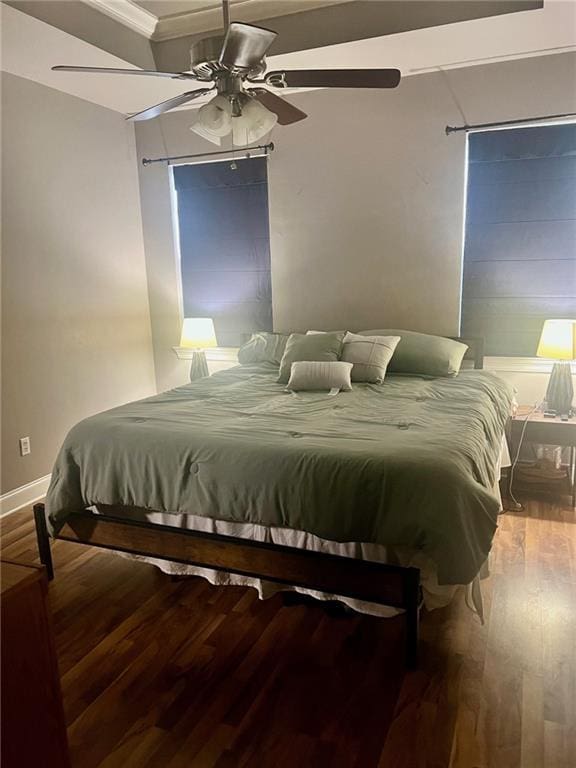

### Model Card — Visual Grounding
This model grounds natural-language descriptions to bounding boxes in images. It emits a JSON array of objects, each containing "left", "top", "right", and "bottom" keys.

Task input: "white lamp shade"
[
  {"left": 536, "top": 319, "right": 576, "bottom": 360},
  {"left": 232, "top": 97, "right": 277, "bottom": 146},
  {"left": 190, "top": 95, "right": 232, "bottom": 145},
  {"left": 180, "top": 317, "right": 217, "bottom": 349},
  {"left": 190, "top": 123, "right": 222, "bottom": 146}
]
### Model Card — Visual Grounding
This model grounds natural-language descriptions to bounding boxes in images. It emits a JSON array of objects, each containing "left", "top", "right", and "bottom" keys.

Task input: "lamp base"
[
  {"left": 189, "top": 349, "right": 209, "bottom": 381},
  {"left": 545, "top": 361, "right": 574, "bottom": 415}
]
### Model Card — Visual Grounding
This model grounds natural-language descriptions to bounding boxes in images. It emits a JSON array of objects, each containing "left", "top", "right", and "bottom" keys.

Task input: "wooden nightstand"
[{"left": 508, "top": 407, "right": 576, "bottom": 507}]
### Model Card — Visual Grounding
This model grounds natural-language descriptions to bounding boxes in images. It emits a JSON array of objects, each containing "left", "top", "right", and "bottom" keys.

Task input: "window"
[
  {"left": 461, "top": 123, "right": 576, "bottom": 356},
  {"left": 173, "top": 157, "right": 272, "bottom": 347}
]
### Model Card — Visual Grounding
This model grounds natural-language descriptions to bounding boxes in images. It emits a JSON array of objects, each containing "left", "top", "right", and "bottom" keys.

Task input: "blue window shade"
[
  {"left": 461, "top": 124, "right": 576, "bottom": 356},
  {"left": 173, "top": 157, "right": 272, "bottom": 347}
]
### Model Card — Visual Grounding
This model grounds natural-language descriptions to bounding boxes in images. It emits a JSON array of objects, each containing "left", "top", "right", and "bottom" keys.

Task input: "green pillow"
[
  {"left": 278, "top": 332, "right": 345, "bottom": 383},
  {"left": 238, "top": 332, "right": 289, "bottom": 365},
  {"left": 359, "top": 329, "right": 468, "bottom": 377}
]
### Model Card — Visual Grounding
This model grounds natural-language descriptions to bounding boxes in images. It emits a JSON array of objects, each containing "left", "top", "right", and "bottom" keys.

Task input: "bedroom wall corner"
[{"left": 134, "top": 120, "right": 191, "bottom": 393}]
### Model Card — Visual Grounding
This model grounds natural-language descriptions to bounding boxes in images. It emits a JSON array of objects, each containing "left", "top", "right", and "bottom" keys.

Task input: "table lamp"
[
  {"left": 536, "top": 319, "right": 576, "bottom": 415},
  {"left": 175, "top": 317, "right": 217, "bottom": 381}
]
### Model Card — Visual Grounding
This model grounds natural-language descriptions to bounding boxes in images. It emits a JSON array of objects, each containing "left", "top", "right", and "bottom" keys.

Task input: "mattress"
[{"left": 47, "top": 363, "right": 515, "bottom": 588}]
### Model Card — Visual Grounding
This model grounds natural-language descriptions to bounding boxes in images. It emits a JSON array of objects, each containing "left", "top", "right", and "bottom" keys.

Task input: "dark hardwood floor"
[{"left": 1, "top": 498, "right": 574, "bottom": 768}]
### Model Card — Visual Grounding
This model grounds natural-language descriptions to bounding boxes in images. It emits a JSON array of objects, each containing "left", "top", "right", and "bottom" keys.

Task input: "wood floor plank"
[
  {"left": 521, "top": 670, "right": 545, "bottom": 768},
  {"left": 1, "top": 498, "right": 575, "bottom": 768}
]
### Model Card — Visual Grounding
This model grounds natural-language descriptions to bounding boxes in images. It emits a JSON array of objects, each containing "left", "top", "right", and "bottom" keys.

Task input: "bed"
[{"left": 34, "top": 336, "right": 514, "bottom": 666}]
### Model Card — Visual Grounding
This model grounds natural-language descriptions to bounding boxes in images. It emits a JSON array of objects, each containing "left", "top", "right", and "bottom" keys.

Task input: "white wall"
[
  {"left": 1, "top": 72, "right": 156, "bottom": 493},
  {"left": 267, "top": 79, "right": 466, "bottom": 335},
  {"left": 135, "top": 51, "right": 576, "bottom": 398}
]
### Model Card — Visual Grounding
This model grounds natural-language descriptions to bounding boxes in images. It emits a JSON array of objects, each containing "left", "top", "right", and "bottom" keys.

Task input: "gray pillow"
[
  {"left": 238, "top": 332, "right": 289, "bottom": 365},
  {"left": 341, "top": 332, "right": 401, "bottom": 383},
  {"left": 286, "top": 361, "right": 353, "bottom": 392},
  {"left": 278, "top": 331, "right": 345, "bottom": 383},
  {"left": 359, "top": 329, "right": 468, "bottom": 377}
]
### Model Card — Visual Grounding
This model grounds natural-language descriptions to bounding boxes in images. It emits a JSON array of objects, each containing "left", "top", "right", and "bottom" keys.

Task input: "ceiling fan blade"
[
  {"left": 219, "top": 22, "right": 277, "bottom": 71},
  {"left": 248, "top": 88, "right": 307, "bottom": 126},
  {"left": 265, "top": 69, "right": 401, "bottom": 89},
  {"left": 52, "top": 65, "right": 196, "bottom": 80},
  {"left": 126, "top": 88, "right": 214, "bottom": 122}
]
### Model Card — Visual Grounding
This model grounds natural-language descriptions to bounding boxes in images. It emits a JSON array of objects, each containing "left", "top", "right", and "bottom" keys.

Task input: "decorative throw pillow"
[
  {"left": 286, "top": 361, "right": 353, "bottom": 392},
  {"left": 238, "top": 332, "right": 289, "bottom": 365},
  {"left": 359, "top": 329, "right": 468, "bottom": 377},
  {"left": 341, "top": 332, "right": 401, "bottom": 383},
  {"left": 278, "top": 331, "right": 345, "bottom": 384},
  {"left": 306, "top": 330, "right": 401, "bottom": 382}
]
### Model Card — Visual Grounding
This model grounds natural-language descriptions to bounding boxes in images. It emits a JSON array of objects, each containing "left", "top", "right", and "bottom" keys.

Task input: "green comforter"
[{"left": 46, "top": 364, "right": 514, "bottom": 584}]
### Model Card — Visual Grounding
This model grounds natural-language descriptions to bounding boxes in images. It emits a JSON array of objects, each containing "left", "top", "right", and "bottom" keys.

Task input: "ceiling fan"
[{"left": 52, "top": 0, "right": 401, "bottom": 147}]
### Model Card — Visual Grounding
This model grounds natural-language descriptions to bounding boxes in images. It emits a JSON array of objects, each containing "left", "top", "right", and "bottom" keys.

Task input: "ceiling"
[{"left": 1, "top": 0, "right": 575, "bottom": 117}]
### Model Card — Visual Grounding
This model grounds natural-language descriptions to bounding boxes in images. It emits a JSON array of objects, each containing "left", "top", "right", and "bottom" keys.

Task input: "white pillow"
[
  {"left": 286, "top": 361, "right": 353, "bottom": 392},
  {"left": 341, "top": 332, "right": 401, "bottom": 383}
]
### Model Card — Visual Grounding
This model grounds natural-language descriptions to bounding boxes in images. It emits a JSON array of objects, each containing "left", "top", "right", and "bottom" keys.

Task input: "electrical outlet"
[{"left": 19, "top": 436, "right": 31, "bottom": 456}]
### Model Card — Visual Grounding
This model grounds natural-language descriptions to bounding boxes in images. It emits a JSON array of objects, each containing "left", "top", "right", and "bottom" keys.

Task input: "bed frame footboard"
[
  {"left": 33, "top": 503, "right": 421, "bottom": 667},
  {"left": 34, "top": 503, "right": 54, "bottom": 581}
]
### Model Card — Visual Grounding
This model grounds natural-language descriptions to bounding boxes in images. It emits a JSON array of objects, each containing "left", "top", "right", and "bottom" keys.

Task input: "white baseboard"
[{"left": 0, "top": 474, "right": 51, "bottom": 518}]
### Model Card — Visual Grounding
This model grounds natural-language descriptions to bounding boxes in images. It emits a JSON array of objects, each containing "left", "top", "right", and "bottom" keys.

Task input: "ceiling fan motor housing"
[{"left": 190, "top": 36, "right": 265, "bottom": 81}]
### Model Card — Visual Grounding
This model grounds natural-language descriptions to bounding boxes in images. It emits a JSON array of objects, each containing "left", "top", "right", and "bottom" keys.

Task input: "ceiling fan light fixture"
[
  {"left": 190, "top": 94, "right": 232, "bottom": 144},
  {"left": 231, "top": 96, "right": 277, "bottom": 146},
  {"left": 190, "top": 124, "right": 222, "bottom": 146}
]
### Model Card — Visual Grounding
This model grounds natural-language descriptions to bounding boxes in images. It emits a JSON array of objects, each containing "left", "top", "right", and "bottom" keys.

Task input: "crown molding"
[
  {"left": 409, "top": 44, "right": 576, "bottom": 75},
  {"left": 82, "top": 0, "right": 157, "bottom": 39},
  {"left": 152, "top": 0, "right": 348, "bottom": 42},
  {"left": 81, "top": 0, "right": 347, "bottom": 42}
]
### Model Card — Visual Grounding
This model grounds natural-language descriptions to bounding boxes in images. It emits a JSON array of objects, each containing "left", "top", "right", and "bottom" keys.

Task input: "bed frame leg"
[
  {"left": 33, "top": 503, "right": 54, "bottom": 581},
  {"left": 404, "top": 568, "right": 420, "bottom": 668}
]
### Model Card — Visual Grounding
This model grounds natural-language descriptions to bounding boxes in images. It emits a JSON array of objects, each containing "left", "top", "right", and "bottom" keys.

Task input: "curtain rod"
[
  {"left": 446, "top": 112, "right": 576, "bottom": 135},
  {"left": 142, "top": 142, "right": 274, "bottom": 166}
]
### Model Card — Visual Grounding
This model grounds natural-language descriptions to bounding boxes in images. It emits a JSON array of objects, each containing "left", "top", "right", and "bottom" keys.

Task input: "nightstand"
[{"left": 508, "top": 408, "right": 576, "bottom": 507}]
